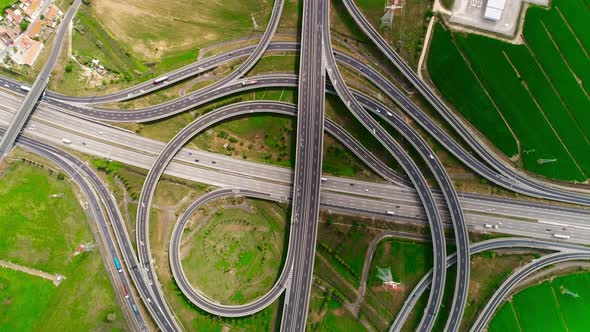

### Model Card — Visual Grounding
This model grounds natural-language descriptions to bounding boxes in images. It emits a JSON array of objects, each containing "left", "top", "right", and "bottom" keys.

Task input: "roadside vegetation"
[
  {"left": 50, "top": 0, "right": 273, "bottom": 94},
  {"left": 489, "top": 271, "right": 590, "bottom": 332},
  {"left": 338, "top": 0, "right": 434, "bottom": 69},
  {"left": 427, "top": 0, "right": 590, "bottom": 182},
  {"left": 0, "top": 151, "right": 126, "bottom": 331},
  {"left": 181, "top": 199, "right": 287, "bottom": 305}
]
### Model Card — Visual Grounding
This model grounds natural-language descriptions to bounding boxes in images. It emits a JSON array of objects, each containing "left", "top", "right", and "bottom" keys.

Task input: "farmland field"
[
  {"left": 488, "top": 272, "right": 590, "bottom": 331},
  {"left": 427, "top": 0, "right": 590, "bottom": 181}
]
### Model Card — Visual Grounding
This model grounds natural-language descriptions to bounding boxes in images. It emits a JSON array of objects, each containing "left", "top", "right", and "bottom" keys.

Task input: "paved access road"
[{"left": 0, "top": 0, "right": 82, "bottom": 161}]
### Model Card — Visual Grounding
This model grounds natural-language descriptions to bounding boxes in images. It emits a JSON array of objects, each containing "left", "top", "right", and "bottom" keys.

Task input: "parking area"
[{"left": 449, "top": 0, "right": 548, "bottom": 37}]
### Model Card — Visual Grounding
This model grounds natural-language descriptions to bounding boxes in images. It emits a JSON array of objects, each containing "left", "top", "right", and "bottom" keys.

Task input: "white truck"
[
  {"left": 61, "top": 138, "right": 72, "bottom": 144},
  {"left": 553, "top": 233, "right": 571, "bottom": 239}
]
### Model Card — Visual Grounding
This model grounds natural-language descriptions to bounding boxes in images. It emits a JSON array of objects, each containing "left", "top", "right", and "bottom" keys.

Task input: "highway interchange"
[{"left": 1, "top": 0, "right": 590, "bottom": 331}]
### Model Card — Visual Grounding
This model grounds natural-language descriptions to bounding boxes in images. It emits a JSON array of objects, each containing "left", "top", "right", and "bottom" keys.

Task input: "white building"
[{"left": 484, "top": 0, "right": 506, "bottom": 21}]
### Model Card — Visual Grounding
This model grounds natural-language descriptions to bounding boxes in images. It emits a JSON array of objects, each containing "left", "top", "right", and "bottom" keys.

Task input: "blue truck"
[{"left": 113, "top": 257, "right": 123, "bottom": 272}]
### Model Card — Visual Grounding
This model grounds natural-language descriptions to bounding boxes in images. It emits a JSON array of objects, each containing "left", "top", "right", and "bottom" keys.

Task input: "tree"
[
  {"left": 65, "top": 64, "right": 73, "bottom": 73},
  {"left": 20, "top": 21, "right": 29, "bottom": 31}
]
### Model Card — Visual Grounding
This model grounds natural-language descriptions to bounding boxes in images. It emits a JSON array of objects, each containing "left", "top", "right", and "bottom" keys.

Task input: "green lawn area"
[
  {"left": 364, "top": 237, "right": 433, "bottom": 327},
  {"left": 307, "top": 286, "right": 367, "bottom": 331},
  {"left": 52, "top": 0, "right": 274, "bottom": 94},
  {"left": 0, "top": 0, "right": 17, "bottom": 11},
  {"left": 181, "top": 200, "right": 287, "bottom": 304},
  {"left": 427, "top": 0, "right": 590, "bottom": 182},
  {"left": 489, "top": 271, "right": 590, "bottom": 331},
  {"left": 0, "top": 159, "right": 126, "bottom": 331},
  {"left": 352, "top": 0, "right": 433, "bottom": 68},
  {"left": 488, "top": 301, "right": 520, "bottom": 332},
  {"left": 512, "top": 282, "right": 568, "bottom": 331},
  {"left": 0, "top": 269, "right": 55, "bottom": 331}
]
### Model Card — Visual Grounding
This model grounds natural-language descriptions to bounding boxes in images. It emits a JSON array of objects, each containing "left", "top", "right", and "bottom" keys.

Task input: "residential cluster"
[{"left": 0, "top": 0, "right": 62, "bottom": 66}]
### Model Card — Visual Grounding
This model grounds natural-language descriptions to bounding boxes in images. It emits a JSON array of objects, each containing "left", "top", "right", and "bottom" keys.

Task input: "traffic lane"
[
  {"left": 16, "top": 139, "right": 148, "bottom": 331},
  {"left": 390, "top": 238, "right": 590, "bottom": 332},
  {"left": 322, "top": 9, "right": 448, "bottom": 330},
  {"left": 0, "top": 92, "right": 587, "bottom": 229}
]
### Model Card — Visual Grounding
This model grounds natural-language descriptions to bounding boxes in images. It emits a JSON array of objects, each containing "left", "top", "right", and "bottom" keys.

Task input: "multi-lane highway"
[
  {"left": 136, "top": 102, "right": 301, "bottom": 319},
  {"left": 1, "top": 4, "right": 589, "bottom": 330},
  {"left": 321, "top": 5, "right": 453, "bottom": 330},
  {"left": 390, "top": 238, "right": 590, "bottom": 331},
  {"left": 0, "top": 0, "right": 82, "bottom": 160},
  {"left": 280, "top": 0, "right": 326, "bottom": 330},
  {"left": 341, "top": 0, "right": 590, "bottom": 208},
  {"left": 8, "top": 130, "right": 148, "bottom": 331},
  {"left": 0, "top": 91, "right": 588, "bottom": 245}
]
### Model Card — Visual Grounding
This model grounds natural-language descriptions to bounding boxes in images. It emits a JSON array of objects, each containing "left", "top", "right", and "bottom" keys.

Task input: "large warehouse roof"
[{"left": 484, "top": 0, "right": 506, "bottom": 21}]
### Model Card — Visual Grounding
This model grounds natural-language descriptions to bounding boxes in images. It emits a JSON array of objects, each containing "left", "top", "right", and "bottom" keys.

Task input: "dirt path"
[{"left": 0, "top": 260, "right": 64, "bottom": 286}]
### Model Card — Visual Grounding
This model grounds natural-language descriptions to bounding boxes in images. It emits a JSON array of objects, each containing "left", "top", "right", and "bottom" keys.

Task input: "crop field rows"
[
  {"left": 489, "top": 272, "right": 590, "bottom": 332},
  {"left": 427, "top": 0, "right": 590, "bottom": 181}
]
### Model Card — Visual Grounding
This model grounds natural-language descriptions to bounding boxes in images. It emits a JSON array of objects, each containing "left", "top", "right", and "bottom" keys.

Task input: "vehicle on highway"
[
  {"left": 121, "top": 284, "right": 129, "bottom": 298},
  {"left": 153, "top": 76, "right": 168, "bottom": 85},
  {"left": 20, "top": 85, "right": 31, "bottom": 92},
  {"left": 113, "top": 257, "right": 123, "bottom": 272},
  {"left": 386, "top": 210, "right": 395, "bottom": 215},
  {"left": 132, "top": 304, "right": 138, "bottom": 313},
  {"left": 241, "top": 80, "right": 257, "bottom": 86},
  {"left": 61, "top": 138, "right": 72, "bottom": 144},
  {"left": 321, "top": 177, "right": 328, "bottom": 182},
  {"left": 553, "top": 233, "right": 571, "bottom": 239}
]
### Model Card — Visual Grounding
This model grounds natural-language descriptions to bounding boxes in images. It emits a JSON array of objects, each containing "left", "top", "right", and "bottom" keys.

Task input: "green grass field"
[
  {"left": 365, "top": 238, "right": 433, "bottom": 326},
  {"left": 488, "top": 301, "right": 520, "bottom": 332},
  {"left": 0, "top": 269, "right": 55, "bottom": 331},
  {"left": 0, "top": 0, "right": 17, "bottom": 11},
  {"left": 0, "top": 160, "right": 126, "bottom": 331},
  {"left": 181, "top": 200, "right": 287, "bottom": 304},
  {"left": 307, "top": 286, "right": 367, "bottom": 331},
  {"left": 427, "top": 0, "right": 590, "bottom": 182},
  {"left": 353, "top": 0, "right": 433, "bottom": 68},
  {"left": 513, "top": 282, "right": 568, "bottom": 331},
  {"left": 489, "top": 271, "right": 590, "bottom": 331}
]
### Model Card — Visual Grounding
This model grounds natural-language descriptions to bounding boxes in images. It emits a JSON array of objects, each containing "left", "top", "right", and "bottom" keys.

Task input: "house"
[
  {"left": 44, "top": 4, "right": 61, "bottom": 22},
  {"left": 6, "top": 9, "right": 23, "bottom": 25},
  {"left": 26, "top": 19, "right": 42, "bottom": 38},
  {"left": 10, "top": 35, "right": 43, "bottom": 66},
  {"left": 19, "top": 0, "right": 42, "bottom": 20}
]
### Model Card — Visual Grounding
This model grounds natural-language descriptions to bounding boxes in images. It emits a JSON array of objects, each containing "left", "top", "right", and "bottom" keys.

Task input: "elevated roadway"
[
  {"left": 0, "top": 0, "right": 82, "bottom": 160},
  {"left": 0, "top": 90, "right": 589, "bottom": 245},
  {"left": 390, "top": 238, "right": 590, "bottom": 331},
  {"left": 279, "top": 0, "right": 326, "bottom": 329},
  {"left": 321, "top": 3, "right": 449, "bottom": 330},
  {"left": 169, "top": 189, "right": 288, "bottom": 316},
  {"left": 470, "top": 251, "right": 590, "bottom": 332},
  {"left": 342, "top": 0, "right": 590, "bottom": 208},
  {"left": 135, "top": 102, "right": 301, "bottom": 318}
]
